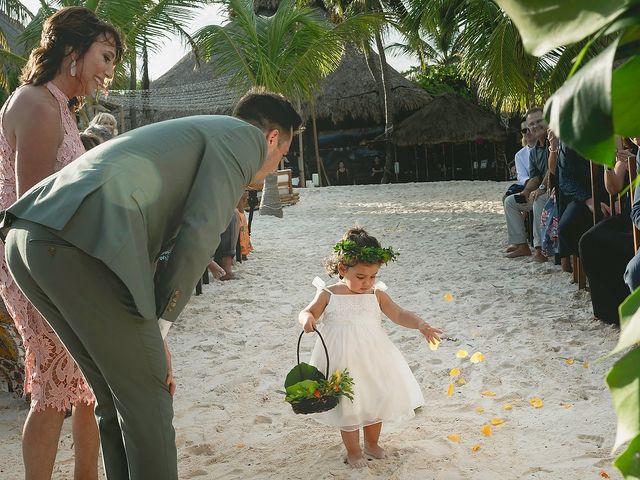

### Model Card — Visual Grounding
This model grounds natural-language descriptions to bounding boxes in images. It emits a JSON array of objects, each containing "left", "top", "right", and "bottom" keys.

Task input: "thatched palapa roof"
[
  {"left": 0, "top": 12, "right": 26, "bottom": 56},
  {"left": 106, "top": 52, "right": 239, "bottom": 123},
  {"left": 107, "top": 45, "right": 430, "bottom": 127},
  {"left": 314, "top": 46, "right": 431, "bottom": 124},
  {"left": 391, "top": 93, "right": 505, "bottom": 146}
]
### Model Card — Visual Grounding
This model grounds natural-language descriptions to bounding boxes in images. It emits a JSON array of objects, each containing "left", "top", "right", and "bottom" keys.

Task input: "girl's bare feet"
[
  {"left": 364, "top": 443, "right": 386, "bottom": 459},
  {"left": 345, "top": 453, "right": 368, "bottom": 468}
]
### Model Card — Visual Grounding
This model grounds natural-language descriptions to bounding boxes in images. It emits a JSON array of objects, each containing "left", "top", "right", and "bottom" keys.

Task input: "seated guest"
[
  {"left": 503, "top": 120, "right": 534, "bottom": 200},
  {"left": 623, "top": 140, "right": 640, "bottom": 292},
  {"left": 554, "top": 137, "right": 604, "bottom": 271},
  {"left": 503, "top": 107, "right": 550, "bottom": 261},
  {"left": 580, "top": 138, "right": 638, "bottom": 325}
]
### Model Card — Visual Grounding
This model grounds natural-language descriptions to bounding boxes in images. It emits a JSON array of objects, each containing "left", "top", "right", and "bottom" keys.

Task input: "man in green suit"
[{"left": 0, "top": 90, "right": 302, "bottom": 480}]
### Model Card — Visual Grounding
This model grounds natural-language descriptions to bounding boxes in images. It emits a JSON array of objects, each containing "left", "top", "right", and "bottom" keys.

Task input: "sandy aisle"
[{"left": 0, "top": 181, "right": 623, "bottom": 479}]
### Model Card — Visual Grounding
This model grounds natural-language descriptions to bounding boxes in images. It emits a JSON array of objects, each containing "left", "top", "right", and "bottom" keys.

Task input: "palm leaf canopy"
[
  {"left": 391, "top": 93, "right": 505, "bottom": 145},
  {"left": 194, "top": 0, "right": 383, "bottom": 101}
]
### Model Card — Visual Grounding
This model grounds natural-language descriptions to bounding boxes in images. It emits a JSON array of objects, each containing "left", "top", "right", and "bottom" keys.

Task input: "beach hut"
[
  {"left": 388, "top": 93, "right": 507, "bottom": 182},
  {"left": 107, "top": 45, "right": 431, "bottom": 185}
]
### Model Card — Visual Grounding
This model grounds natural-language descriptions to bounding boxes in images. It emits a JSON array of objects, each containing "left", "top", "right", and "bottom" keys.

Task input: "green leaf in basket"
[
  {"left": 284, "top": 362, "right": 325, "bottom": 388},
  {"left": 285, "top": 380, "right": 319, "bottom": 403}
]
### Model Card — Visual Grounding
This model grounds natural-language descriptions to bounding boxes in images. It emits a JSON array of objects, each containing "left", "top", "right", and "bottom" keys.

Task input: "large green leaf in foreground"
[
  {"left": 606, "top": 347, "right": 640, "bottom": 450},
  {"left": 614, "top": 433, "right": 640, "bottom": 479},
  {"left": 494, "top": 0, "right": 636, "bottom": 55},
  {"left": 544, "top": 38, "right": 618, "bottom": 167}
]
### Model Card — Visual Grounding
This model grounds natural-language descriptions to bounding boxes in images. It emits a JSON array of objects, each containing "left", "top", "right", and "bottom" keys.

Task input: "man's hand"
[
  {"left": 164, "top": 340, "right": 176, "bottom": 396},
  {"left": 529, "top": 189, "right": 543, "bottom": 202}
]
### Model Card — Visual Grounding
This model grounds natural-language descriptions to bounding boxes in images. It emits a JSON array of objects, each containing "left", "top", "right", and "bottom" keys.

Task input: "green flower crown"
[{"left": 333, "top": 239, "right": 399, "bottom": 264}]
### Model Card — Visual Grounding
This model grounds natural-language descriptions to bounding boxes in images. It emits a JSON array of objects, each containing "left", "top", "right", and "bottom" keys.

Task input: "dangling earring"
[{"left": 70, "top": 59, "right": 77, "bottom": 77}]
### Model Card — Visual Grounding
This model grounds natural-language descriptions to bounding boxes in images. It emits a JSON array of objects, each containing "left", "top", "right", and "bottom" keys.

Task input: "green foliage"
[
  {"left": 491, "top": 2, "right": 640, "bottom": 477},
  {"left": 194, "top": 0, "right": 383, "bottom": 101},
  {"left": 283, "top": 364, "right": 354, "bottom": 404},
  {"left": 334, "top": 239, "right": 399, "bottom": 264},
  {"left": 409, "top": 64, "right": 473, "bottom": 99}
]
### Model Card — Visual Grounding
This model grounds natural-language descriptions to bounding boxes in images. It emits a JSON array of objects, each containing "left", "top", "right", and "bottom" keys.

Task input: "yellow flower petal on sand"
[
  {"left": 443, "top": 292, "right": 454, "bottom": 302},
  {"left": 502, "top": 404, "right": 513, "bottom": 411},
  {"left": 470, "top": 352, "right": 486, "bottom": 364},
  {"left": 457, "top": 377, "right": 466, "bottom": 386},
  {"left": 474, "top": 406, "right": 485, "bottom": 414},
  {"left": 456, "top": 349, "right": 469, "bottom": 359},
  {"left": 428, "top": 339, "right": 440, "bottom": 351},
  {"left": 561, "top": 403, "right": 573, "bottom": 409},
  {"left": 481, "top": 424, "right": 492, "bottom": 437},
  {"left": 481, "top": 390, "right": 496, "bottom": 397},
  {"left": 565, "top": 358, "right": 575, "bottom": 365},
  {"left": 582, "top": 361, "right": 589, "bottom": 369},
  {"left": 447, "top": 383, "right": 454, "bottom": 397},
  {"left": 471, "top": 444, "right": 481, "bottom": 452},
  {"left": 490, "top": 417, "right": 505, "bottom": 426},
  {"left": 529, "top": 397, "right": 544, "bottom": 408},
  {"left": 449, "top": 368, "right": 461, "bottom": 377},
  {"left": 447, "top": 434, "right": 461, "bottom": 443}
]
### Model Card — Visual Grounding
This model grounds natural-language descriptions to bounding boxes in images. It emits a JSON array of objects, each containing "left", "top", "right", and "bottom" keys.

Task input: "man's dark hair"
[
  {"left": 524, "top": 106, "right": 543, "bottom": 118},
  {"left": 233, "top": 88, "right": 303, "bottom": 140}
]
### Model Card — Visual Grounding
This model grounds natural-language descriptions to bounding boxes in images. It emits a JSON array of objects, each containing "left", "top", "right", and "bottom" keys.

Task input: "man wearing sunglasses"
[{"left": 503, "top": 107, "right": 552, "bottom": 261}]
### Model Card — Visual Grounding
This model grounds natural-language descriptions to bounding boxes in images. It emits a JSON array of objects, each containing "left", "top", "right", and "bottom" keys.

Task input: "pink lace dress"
[{"left": 0, "top": 82, "right": 94, "bottom": 411}]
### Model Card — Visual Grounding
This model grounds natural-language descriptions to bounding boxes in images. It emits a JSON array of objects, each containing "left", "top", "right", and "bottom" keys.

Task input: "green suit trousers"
[{"left": 5, "top": 219, "right": 177, "bottom": 480}]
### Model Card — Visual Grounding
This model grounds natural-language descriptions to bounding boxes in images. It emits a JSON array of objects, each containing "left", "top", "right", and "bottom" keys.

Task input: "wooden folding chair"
[{"left": 628, "top": 155, "right": 640, "bottom": 254}]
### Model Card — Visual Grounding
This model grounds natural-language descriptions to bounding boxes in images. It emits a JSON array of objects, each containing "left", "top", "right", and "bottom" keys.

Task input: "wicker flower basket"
[{"left": 285, "top": 329, "right": 341, "bottom": 415}]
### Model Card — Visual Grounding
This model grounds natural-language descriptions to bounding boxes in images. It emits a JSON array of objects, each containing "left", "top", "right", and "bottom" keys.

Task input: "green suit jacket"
[{"left": 0, "top": 115, "right": 266, "bottom": 322}]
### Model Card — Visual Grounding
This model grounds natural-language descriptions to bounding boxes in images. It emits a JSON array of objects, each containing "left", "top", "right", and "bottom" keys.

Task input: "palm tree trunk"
[
  {"left": 129, "top": 45, "right": 138, "bottom": 130},
  {"left": 296, "top": 99, "right": 306, "bottom": 186},
  {"left": 374, "top": 30, "right": 395, "bottom": 184}
]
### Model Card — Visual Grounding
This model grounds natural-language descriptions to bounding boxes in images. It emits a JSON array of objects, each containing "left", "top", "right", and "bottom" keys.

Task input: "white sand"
[{"left": 0, "top": 181, "right": 623, "bottom": 479}]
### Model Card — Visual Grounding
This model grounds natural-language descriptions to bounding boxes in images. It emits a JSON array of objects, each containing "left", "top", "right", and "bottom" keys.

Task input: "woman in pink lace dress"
[{"left": 0, "top": 7, "right": 123, "bottom": 479}]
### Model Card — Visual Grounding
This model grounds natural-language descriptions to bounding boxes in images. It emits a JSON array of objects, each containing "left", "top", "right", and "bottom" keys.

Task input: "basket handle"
[{"left": 297, "top": 328, "right": 330, "bottom": 380}]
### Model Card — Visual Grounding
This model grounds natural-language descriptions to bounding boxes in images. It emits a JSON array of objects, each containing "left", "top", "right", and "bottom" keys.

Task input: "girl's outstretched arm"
[
  {"left": 377, "top": 291, "right": 442, "bottom": 344},
  {"left": 298, "top": 290, "right": 330, "bottom": 333}
]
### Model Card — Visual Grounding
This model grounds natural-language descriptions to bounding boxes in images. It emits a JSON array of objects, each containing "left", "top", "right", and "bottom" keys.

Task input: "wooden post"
[
  {"left": 441, "top": 143, "right": 446, "bottom": 180},
  {"left": 469, "top": 142, "right": 473, "bottom": 180},
  {"left": 119, "top": 106, "right": 125, "bottom": 134},
  {"left": 451, "top": 143, "right": 455, "bottom": 180},
  {"left": 590, "top": 161, "right": 602, "bottom": 225},
  {"left": 414, "top": 146, "right": 418, "bottom": 181},
  {"left": 424, "top": 145, "right": 429, "bottom": 181},
  {"left": 296, "top": 99, "right": 306, "bottom": 187},
  {"left": 310, "top": 103, "right": 331, "bottom": 186}
]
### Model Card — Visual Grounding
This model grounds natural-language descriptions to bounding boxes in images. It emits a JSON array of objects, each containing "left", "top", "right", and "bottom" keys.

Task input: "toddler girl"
[{"left": 299, "top": 227, "right": 442, "bottom": 468}]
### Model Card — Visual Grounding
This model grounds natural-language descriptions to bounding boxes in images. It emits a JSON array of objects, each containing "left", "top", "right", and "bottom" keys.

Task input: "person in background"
[
  {"left": 335, "top": 161, "right": 351, "bottom": 186},
  {"left": 88, "top": 111, "right": 118, "bottom": 136},
  {"left": 502, "top": 107, "right": 550, "bottom": 261},
  {"left": 0, "top": 7, "right": 123, "bottom": 479},
  {"left": 503, "top": 120, "right": 534, "bottom": 200},
  {"left": 371, "top": 156, "right": 384, "bottom": 184},
  {"left": 580, "top": 138, "right": 638, "bottom": 325}
]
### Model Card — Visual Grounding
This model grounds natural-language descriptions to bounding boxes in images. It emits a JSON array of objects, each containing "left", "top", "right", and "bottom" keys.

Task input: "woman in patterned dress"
[{"left": 0, "top": 7, "right": 123, "bottom": 479}]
